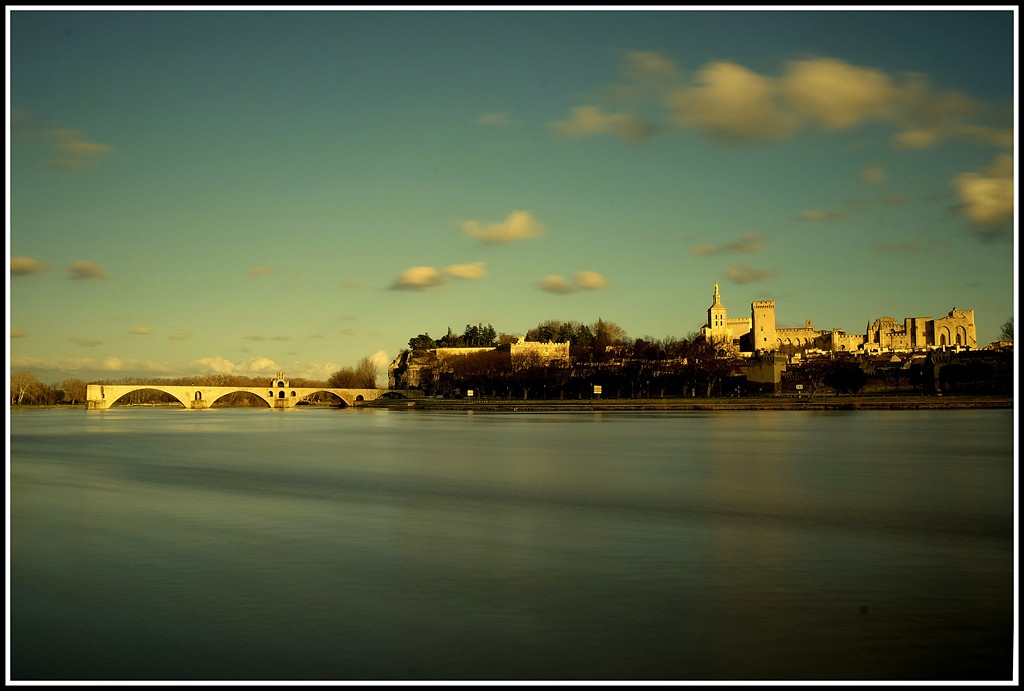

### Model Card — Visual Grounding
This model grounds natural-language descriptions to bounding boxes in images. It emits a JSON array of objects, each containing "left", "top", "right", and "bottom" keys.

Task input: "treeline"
[
  {"left": 409, "top": 319, "right": 633, "bottom": 361},
  {"left": 410, "top": 333, "right": 740, "bottom": 400},
  {"left": 10, "top": 371, "right": 89, "bottom": 406}
]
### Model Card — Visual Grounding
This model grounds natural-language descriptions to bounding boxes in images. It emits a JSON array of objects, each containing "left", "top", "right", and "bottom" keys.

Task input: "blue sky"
[{"left": 7, "top": 7, "right": 1018, "bottom": 385}]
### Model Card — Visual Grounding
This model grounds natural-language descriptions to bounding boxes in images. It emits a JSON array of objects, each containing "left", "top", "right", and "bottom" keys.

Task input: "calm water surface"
[{"left": 8, "top": 407, "right": 1016, "bottom": 681}]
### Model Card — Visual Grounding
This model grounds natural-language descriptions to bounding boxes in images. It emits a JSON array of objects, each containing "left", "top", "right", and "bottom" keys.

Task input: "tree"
[
  {"left": 999, "top": 317, "right": 1013, "bottom": 343},
  {"left": 11, "top": 370, "right": 43, "bottom": 405},
  {"left": 61, "top": 378, "right": 88, "bottom": 405},
  {"left": 408, "top": 333, "right": 436, "bottom": 351},
  {"left": 824, "top": 361, "right": 867, "bottom": 394},
  {"left": 461, "top": 323, "right": 497, "bottom": 347},
  {"left": 588, "top": 318, "right": 628, "bottom": 362},
  {"left": 327, "top": 356, "right": 378, "bottom": 388}
]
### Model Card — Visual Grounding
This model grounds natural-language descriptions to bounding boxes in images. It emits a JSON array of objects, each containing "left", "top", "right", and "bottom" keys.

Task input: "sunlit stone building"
[{"left": 702, "top": 283, "right": 977, "bottom": 355}]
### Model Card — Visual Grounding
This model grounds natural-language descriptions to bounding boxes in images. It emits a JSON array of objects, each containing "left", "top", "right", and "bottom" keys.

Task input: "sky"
[{"left": 6, "top": 7, "right": 1018, "bottom": 386}]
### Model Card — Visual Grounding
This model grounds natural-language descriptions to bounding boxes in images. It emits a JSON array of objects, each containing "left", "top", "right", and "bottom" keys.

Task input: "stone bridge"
[{"left": 86, "top": 382, "right": 420, "bottom": 410}]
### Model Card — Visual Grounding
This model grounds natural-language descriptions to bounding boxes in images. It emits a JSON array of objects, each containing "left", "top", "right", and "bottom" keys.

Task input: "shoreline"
[{"left": 368, "top": 394, "right": 1014, "bottom": 412}]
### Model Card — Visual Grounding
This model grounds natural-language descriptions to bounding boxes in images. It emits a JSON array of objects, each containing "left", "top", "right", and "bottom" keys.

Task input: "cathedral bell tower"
[{"left": 705, "top": 282, "right": 730, "bottom": 343}]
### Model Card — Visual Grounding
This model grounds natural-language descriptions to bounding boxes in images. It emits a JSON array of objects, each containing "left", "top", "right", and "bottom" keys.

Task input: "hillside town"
[{"left": 388, "top": 283, "right": 1014, "bottom": 399}]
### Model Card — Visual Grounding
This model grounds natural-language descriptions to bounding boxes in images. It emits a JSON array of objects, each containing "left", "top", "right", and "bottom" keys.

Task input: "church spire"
[{"left": 712, "top": 282, "right": 721, "bottom": 306}]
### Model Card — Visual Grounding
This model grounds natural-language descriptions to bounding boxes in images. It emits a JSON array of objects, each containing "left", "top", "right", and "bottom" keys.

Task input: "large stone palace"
[{"left": 700, "top": 282, "right": 978, "bottom": 355}]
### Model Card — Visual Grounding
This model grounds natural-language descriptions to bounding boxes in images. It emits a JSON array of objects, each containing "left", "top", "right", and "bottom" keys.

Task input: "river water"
[{"left": 8, "top": 407, "right": 1016, "bottom": 682}]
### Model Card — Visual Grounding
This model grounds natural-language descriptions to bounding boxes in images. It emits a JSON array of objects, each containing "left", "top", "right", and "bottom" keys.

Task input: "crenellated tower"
[{"left": 750, "top": 300, "right": 777, "bottom": 352}]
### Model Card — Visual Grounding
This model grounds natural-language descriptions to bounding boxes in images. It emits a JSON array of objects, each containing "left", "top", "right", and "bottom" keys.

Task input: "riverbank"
[{"left": 367, "top": 393, "right": 1014, "bottom": 412}]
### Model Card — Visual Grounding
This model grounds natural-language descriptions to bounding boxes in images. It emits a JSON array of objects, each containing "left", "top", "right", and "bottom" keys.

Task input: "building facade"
[
  {"left": 703, "top": 283, "right": 978, "bottom": 356},
  {"left": 700, "top": 282, "right": 752, "bottom": 348}
]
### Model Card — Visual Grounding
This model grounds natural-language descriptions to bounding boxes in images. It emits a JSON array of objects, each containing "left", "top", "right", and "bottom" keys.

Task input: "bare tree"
[
  {"left": 11, "top": 370, "right": 43, "bottom": 405},
  {"left": 328, "top": 356, "right": 378, "bottom": 388},
  {"left": 61, "top": 378, "right": 88, "bottom": 405}
]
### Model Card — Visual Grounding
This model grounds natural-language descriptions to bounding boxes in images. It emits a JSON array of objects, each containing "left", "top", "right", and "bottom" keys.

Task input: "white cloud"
[
  {"left": 538, "top": 271, "right": 609, "bottom": 294},
  {"left": 667, "top": 61, "right": 797, "bottom": 143},
  {"left": 11, "top": 257, "right": 53, "bottom": 275},
  {"left": 573, "top": 271, "right": 608, "bottom": 291},
  {"left": 554, "top": 52, "right": 1011, "bottom": 150},
  {"left": 443, "top": 261, "right": 487, "bottom": 280},
  {"left": 392, "top": 266, "right": 444, "bottom": 290},
  {"left": 392, "top": 262, "right": 487, "bottom": 290},
  {"left": 953, "top": 153, "right": 1014, "bottom": 239},
  {"left": 461, "top": 210, "right": 545, "bottom": 243},
  {"left": 782, "top": 58, "right": 898, "bottom": 131},
  {"left": 549, "top": 105, "right": 658, "bottom": 142},
  {"left": 538, "top": 275, "right": 574, "bottom": 294}
]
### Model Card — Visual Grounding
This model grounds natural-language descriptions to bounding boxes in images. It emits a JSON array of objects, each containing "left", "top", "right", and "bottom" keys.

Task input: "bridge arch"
[
  {"left": 108, "top": 386, "right": 190, "bottom": 408},
  {"left": 295, "top": 389, "right": 352, "bottom": 407},
  {"left": 208, "top": 390, "right": 272, "bottom": 408}
]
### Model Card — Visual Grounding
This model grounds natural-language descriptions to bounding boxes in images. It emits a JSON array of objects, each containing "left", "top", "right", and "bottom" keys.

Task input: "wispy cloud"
[
  {"left": 69, "top": 260, "right": 109, "bottom": 280},
  {"left": 169, "top": 332, "right": 193, "bottom": 341},
  {"left": 953, "top": 153, "right": 1014, "bottom": 240},
  {"left": 796, "top": 209, "right": 846, "bottom": 222},
  {"left": 475, "top": 112, "right": 515, "bottom": 126},
  {"left": 461, "top": 211, "right": 545, "bottom": 243},
  {"left": 860, "top": 165, "right": 886, "bottom": 185},
  {"left": 130, "top": 326, "right": 152, "bottom": 335},
  {"left": 11, "top": 257, "right": 53, "bottom": 275},
  {"left": 537, "top": 270, "right": 609, "bottom": 294},
  {"left": 70, "top": 337, "right": 104, "bottom": 347},
  {"left": 11, "top": 326, "right": 28, "bottom": 338},
  {"left": 549, "top": 105, "right": 661, "bottom": 143},
  {"left": 50, "top": 129, "right": 115, "bottom": 171},
  {"left": 871, "top": 239, "right": 948, "bottom": 254},
  {"left": 691, "top": 232, "right": 766, "bottom": 255},
  {"left": 247, "top": 265, "right": 272, "bottom": 277},
  {"left": 725, "top": 265, "right": 777, "bottom": 285}
]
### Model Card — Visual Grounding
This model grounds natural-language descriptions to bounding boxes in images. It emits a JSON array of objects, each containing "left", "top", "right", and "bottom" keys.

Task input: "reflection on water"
[{"left": 9, "top": 408, "right": 1015, "bottom": 681}]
